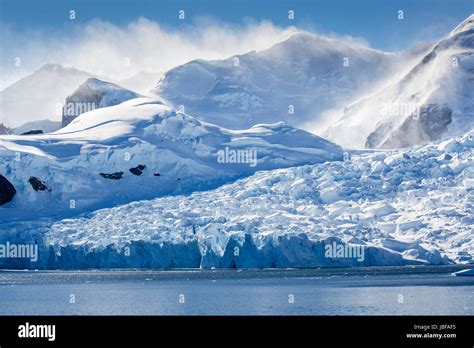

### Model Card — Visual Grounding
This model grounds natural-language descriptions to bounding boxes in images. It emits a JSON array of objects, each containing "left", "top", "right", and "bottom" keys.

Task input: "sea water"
[{"left": 0, "top": 267, "right": 472, "bottom": 315}]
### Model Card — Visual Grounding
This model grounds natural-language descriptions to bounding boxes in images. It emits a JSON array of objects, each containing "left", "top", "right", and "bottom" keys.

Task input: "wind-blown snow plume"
[
  {"left": 153, "top": 31, "right": 426, "bottom": 131},
  {"left": 0, "top": 17, "right": 297, "bottom": 89},
  {"left": 325, "top": 14, "right": 474, "bottom": 149}
]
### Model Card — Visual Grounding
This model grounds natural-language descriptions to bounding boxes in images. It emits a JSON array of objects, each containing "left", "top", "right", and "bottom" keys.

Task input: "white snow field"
[
  {"left": 31, "top": 129, "right": 472, "bottom": 269},
  {"left": 325, "top": 14, "right": 474, "bottom": 149},
  {"left": 0, "top": 96, "right": 342, "bottom": 219}
]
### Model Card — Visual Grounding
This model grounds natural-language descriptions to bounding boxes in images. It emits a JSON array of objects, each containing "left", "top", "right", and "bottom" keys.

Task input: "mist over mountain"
[
  {"left": 325, "top": 14, "right": 474, "bottom": 149},
  {"left": 0, "top": 64, "right": 96, "bottom": 128},
  {"left": 152, "top": 31, "right": 427, "bottom": 130}
]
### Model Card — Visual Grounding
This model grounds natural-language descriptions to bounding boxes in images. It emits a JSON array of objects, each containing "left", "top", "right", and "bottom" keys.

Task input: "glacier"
[
  {"left": 1, "top": 129, "right": 471, "bottom": 269},
  {"left": 0, "top": 96, "right": 342, "bottom": 221},
  {"left": 1, "top": 15, "right": 473, "bottom": 270}
]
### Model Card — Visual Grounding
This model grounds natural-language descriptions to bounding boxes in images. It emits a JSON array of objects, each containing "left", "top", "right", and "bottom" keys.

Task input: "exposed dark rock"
[
  {"left": 153, "top": 173, "right": 161, "bottom": 176},
  {"left": 0, "top": 123, "right": 13, "bottom": 135},
  {"left": 100, "top": 172, "right": 124, "bottom": 180},
  {"left": 28, "top": 176, "right": 49, "bottom": 191},
  {"left": 367, "top": 103, "right": 452, "bottom": 149},
  {"left": 0, "top": 175, "right": 16, "bottom": 205},
  {"left": 129, "top": 165, "right": 146, "bottom": 176},
  {"left": 20, "top": 129, "right": 43, "bottom": 135},
  {"left": 62, "top": 78, "right": 141, "bottom": 127}
]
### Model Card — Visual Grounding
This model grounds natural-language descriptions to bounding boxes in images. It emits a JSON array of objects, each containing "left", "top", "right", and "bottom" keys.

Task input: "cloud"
[{"left": 1, "top": 17, "right": 298, "bottom": 88}]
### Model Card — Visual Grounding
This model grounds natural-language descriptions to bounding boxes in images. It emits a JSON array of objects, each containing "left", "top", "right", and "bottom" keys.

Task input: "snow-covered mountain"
[
  {"left": 325, "top": 14, "right": 474, "bottom": 149},
  {"left": 0, "top": 64, "right": 96, "bottom": 128},
  {"left": 0, "top": 97, "right": 342, "bottom": 219},
  {"left": 13, "top": 120, "right": 62, "bottom": 135},
  {"left": 1, "top": 16, "right": 472, "bottom": 270},
  {"left": 0, "top": 123, "right": 13, "bottom": 135},
  {"left": 62, "top": 78, "right": 143, "bottom": 127},
  {"left": 152, "top": 32, "right": 421, "bottom": 130},
  {"left": 3, "top": 129, "right": 472, "bottom": 269}
]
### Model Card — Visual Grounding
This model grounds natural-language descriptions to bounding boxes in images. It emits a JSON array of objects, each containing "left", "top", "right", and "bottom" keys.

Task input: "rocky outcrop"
[
  {"left": 367, "top": 104, "right": 453, "bottom": 149},
  {"left": 28, "top": 177, "right": 50, "bottom": 191},
  {"left": 62, "top": 78, "right": 141, "bottom": 127},
  {"left": 0, "top": 123, "right": 13, "bottom": 135},
  {"left": 20, "top": 129, "right": 43, "bottom": 135},
  {"left": 129, "top": 165, "right": 146, "bottom": 176},
  {"left": 0, "top": 175, "right": 16, "bottom": 205},
  {"left": 100, "top": 172, "right": 124, "bottom": 180}
]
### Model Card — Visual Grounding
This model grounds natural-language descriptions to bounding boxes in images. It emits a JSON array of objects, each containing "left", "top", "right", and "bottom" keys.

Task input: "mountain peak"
[
  {"left": 38, "top": 63, "right": 93, "bottom": 76},
  {"left": 39, "top": 63, "right": 70, "bottom": 72},
  {"left": 81, "top": 77, "right": 122, "bottom": 90},
  {"left": 62, "top": 78, "right": 142, "bottom": 127},
  {"left": 449, "top": 13, "right": 474, "bottom": 37},
  {"left": 71, "top": 78, "right": 141, "bottom": 96},
  {"left": 277, "top": 31, "right": 333, "bottom": 49},
  {"left": 285, "top": 31, "right": 317, "bottom": 42}
]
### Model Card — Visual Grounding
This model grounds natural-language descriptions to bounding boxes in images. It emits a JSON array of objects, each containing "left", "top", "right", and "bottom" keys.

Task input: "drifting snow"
[
  {"left": 326, "top": 14, "right": 474, "bottom": 149},
  {"left": 0, "top": 64, "right": 96, "bottom": 128},
  {"left": 153, "top": 32, "right": 422, "bottom": 130}
]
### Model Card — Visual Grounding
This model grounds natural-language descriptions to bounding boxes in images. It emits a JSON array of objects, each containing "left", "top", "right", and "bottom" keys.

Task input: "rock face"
[
  {"left": 100, "top": 172, "right": 124, "bottom": 180},
  {"left": 62, "top": 78, "right": 141, "bottom": 127},
  {"left": 0, "top": 175, "right": 17, "bottom": 205},
  {"left": 20, "top": 129, "right": 44, "bottom": 135},
  {"left": 129, "top": 165, "right": 146, "bottom": 176},
  {"left": 28, "top": 177, "right": 49, "bottom": 191},
  {"left": 325, "top": 14, "right": 474, "bottom": 149},
  {"left": 366, "top": 104, "right": 453, "bottom": 148},
  {"left": 0, "top": 123, "right": 13, "bottom": 135}
]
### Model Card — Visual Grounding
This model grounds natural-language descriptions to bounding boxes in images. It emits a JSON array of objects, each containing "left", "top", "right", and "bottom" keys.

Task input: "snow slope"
[
  {"left": 0, "top": 64, "right": 96, "bottom": 128},
  {"left": 325, "top": 14, "right": 474, "bottom": 149},
  {"left": 2, "top": 129, "right": 470, "bottom": 269},
  {"left": 0, "top": 97, "right": 342, "bottom": 220},
  {"left": 13, "top": 120, "right": 62, "bottom": 135},
  {"left": 65, "top": 78, "right": 142, "bottom": 110},
  {"left": 153, "top": 32, "right": 422, "bottom": 130}
]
